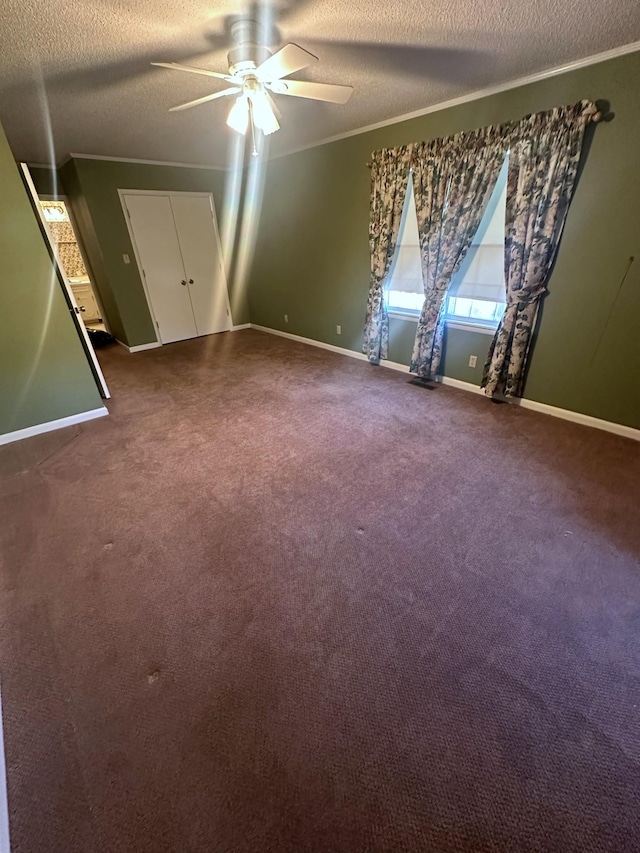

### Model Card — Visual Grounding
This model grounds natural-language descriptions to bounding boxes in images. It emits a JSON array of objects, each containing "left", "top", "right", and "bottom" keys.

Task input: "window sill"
[
  {"left": 444, "top": 319, "right": 497, "bottom": 336},
  {"left": 388, "top": 310, "right": 497, "bottom": 336},
  {"left": 388, "top": 310, "right": 419, "bottom": 322}
]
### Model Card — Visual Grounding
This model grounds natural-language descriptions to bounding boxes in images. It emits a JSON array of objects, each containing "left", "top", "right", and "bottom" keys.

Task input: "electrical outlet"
[
  {"left": 122, "top": 253, "right": 130, "bottom": 264},
  {"left": 336, "top": 325, "right": 342, "bottom": 335},
  {"left": 284, "top": 314, "right": 288, "bottom": 323},
  {"left": 468, "top": 355, "right": 477, "bottom": 368}
]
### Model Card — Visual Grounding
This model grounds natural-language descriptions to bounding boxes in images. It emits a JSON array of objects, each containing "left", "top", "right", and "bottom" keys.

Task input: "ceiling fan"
[{"left": 152, "top": 19, "right": 353, "bottom": 152}]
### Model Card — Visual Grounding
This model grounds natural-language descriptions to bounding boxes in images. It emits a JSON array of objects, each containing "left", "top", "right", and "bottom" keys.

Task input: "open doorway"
[
  {"left": 39, "top": 199, "right": 106, "bottom": 333},
  {"left": 20, "top": 164, "right": 110, "bottom": 399}
]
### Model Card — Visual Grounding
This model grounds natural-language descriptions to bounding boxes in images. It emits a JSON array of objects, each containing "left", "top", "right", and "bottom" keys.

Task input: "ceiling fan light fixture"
[
  {"left": 227, "top": 94, "right": 249, "bottom": 135},
  {"left": 249, "top": 89, "right": 280, "bottom": 136}
]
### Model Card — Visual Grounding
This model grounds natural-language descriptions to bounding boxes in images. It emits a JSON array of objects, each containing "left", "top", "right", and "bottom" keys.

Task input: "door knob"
[{"left": 181, "top": 280, "right": 187, "bottom": 286}]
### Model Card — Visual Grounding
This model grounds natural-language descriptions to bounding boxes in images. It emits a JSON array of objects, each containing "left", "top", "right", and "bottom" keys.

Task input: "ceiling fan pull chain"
[{"left": 249, "top": 101, "right": 258, "bottom": 157}]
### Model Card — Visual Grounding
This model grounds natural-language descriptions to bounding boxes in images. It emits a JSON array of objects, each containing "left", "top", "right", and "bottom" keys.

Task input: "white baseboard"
[
  {"left": 513, "top": 395, "right": 640, "bottom": 441},
  {"left": 250, "top": 324, "right": 640, "bottom": 442},
  {"left": 0, "top": 407, "right": 109, "bottom": 446},
  {"left": 116, "top": 339, "right": 162, "bottom": 353},
  {"left": 434, "top": 375, "right": 484, "bottom": 395},
  {"left": 0, "top": 684, "right": 10, "bottom": 853},
  {"left": 434, "top": 375, "right": 640, "bottom": 440},
  {"left": 250, "top": 324, "right": 373, "bottom": 362},
  {"left": 119, "top": 328, "right": 250, "bottom": 349}
]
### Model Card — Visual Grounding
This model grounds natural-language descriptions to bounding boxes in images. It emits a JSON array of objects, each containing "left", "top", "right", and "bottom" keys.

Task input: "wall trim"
[
  {"left": 25, "top": 162, "right": 57, "bottom": 170},
  {"left": 434, "top": 375, "right": 640, "bottom": 441},
  {"left": 41, "top": 42, "right": 640, "bottom": 171},
  {"left": 35, "top": 193, "right": 67, "bottom": 201},
  {"left": 0, "top": 407, "right": 109, "bottom": 447},
  {"left": 116, "top": 339, "right": 161, "bottom": 353},
  {"left": 273, "top": 40, "right": 640, "bottom": 160},
  {"left": 513, "top": 395, "right": 640, "bottom": 442},
  {"left": 0, "top": 684, "right": 10, "bottom": 853},
  {"left": 249, "top": 324, "right": 640, "bottom": 442},
  {"left": 117, "top": 328, "right": 250, "bottom": 349},
  {"left": 250, "top": 324, "right": 372, "bottom": 362},
  {"left": 434, "top": 375, "right": 484, "bottom": 395},
  {"left": 69, "top": 153, "right": 225, "bottom": 171}
]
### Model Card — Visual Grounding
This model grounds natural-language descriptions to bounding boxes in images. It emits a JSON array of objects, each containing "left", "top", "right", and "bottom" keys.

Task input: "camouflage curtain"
[
  {"left": 363, "top": 145, "right": 413, "bottom": 363},
  {"left": 409, "top": 127, "right": 508, "bottom": 379},
  {"left": 482, "top": 100, "right": 597, "bottom": 397}
]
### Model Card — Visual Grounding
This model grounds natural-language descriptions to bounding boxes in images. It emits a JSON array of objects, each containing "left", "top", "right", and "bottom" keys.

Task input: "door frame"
[
  {"left": 118, "top": 189, "right": 232, "bottom": 345},
  {"left": 20, "top": 164, "right": 110, "bottom": 399}
]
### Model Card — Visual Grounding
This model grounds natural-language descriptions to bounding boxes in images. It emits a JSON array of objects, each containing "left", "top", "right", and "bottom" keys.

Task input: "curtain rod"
[{"left": 365, "top": 109, "right": 606, "bottom": 168}]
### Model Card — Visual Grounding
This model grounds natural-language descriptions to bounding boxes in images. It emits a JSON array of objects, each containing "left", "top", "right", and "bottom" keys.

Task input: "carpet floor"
[{"left": 0, "top": 329, "right": 639, "bottom": 852}]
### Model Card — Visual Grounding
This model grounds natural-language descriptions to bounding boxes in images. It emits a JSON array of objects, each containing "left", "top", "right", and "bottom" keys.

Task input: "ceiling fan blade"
[
  {"left": 271, "top": 79, "right": 353, "bottom": 104},
  {"left": 169, "top": 88, "right": 241, "bottom": 112},
  {"left": 152, "top": 62, "right": 236, "bottom": 83},
  {"left": 255, "top": 43, "right": 318, "bottom": 82}
]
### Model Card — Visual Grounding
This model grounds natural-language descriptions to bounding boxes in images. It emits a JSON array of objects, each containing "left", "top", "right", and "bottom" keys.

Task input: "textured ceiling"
[{"left": 0, "top": 0, "right": 639, "bottom": 168}]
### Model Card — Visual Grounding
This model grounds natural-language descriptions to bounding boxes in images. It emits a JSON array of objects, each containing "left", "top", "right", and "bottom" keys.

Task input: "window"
[
  {"left": 385, "top": 177, "right": 424, "bottom": 314},
  {"left": 386, "top": 157, "right": 509, "bottom": 328}
]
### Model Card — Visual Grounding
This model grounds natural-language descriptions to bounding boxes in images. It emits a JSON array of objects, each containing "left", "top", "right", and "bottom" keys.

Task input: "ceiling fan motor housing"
[{"left": 228, "top": 19, "right": 272, "bottom": 75}]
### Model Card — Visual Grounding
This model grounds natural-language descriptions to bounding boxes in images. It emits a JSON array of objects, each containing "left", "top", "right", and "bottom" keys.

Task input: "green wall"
[
  {"left": 248, "top": 50, "right": 640, "bottom": 430},
  {"left": 62, "top": 158, "right": 246, "bottom": 347},
  {"left": 0, "top": 124, "right": 103, "bottom": 437}
]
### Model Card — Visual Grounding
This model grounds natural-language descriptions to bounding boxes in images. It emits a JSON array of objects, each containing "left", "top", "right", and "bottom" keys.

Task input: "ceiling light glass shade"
[
  {"left": 227, "top": 95, "right": 249, "bottom": 135},
  {"left": 249, "top": 90, "right": 280, "bottom": 136}
]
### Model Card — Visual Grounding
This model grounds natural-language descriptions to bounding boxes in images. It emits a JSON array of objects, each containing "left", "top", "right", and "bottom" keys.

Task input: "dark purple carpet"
[{"left": 0, "top": 329, "right": 639, "bottom": 852}]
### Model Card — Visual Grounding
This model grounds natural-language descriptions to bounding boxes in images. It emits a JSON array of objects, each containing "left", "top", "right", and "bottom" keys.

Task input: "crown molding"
[
  {"left": 68, "top": 153, "right": 225, "bottom": 171},
  {"left": 24, "top": 162, "right": 57, "bottom": 170},
  {"left": 272, "top": 39, "right": 640, "bottom": 161},
  {"left": 29, "top": 40, "right": 640, "bottom": 172}
]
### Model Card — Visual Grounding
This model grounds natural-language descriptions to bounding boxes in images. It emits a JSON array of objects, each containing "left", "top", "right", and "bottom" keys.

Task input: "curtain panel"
[
  {"left": 482, "top": 99, "right": 598, "bottom": 397},
  {"left": 410, "top": 127, "right": 508, "bottom": 379},
  {"left": 362, "top": 145, "right": 413, "bottom": 363},
  {"left": 362, "top": 98, "right": 597, "bottom": 397}
]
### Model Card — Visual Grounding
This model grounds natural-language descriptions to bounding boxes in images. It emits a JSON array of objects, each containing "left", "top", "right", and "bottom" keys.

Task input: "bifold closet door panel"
[
  {"left": 170, "top": 196, "right": 231, "bottom": 337},
  {"left": 124, "top": 194, "right": 197, "bottom": 344}
]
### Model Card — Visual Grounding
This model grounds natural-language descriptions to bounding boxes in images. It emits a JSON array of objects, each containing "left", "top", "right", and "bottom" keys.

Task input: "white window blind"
[
  {"left": 448, "top": 156, "right": 508, "bottom": 305},
  {"left": 386, "top": 177, "right": 423, "bottom": 312}
]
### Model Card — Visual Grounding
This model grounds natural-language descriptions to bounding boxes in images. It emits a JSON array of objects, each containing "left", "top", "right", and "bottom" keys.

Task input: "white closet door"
[
  {"left": 123, "top": 194, "right": 196, "bottom": 344},
  {"left": 170, "top": 196, "right": 231, "bottom": 337}
]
